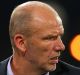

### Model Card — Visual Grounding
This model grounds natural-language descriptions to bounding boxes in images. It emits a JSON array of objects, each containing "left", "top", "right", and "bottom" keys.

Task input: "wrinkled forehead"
[
  {"left": 29, "top": 9, "right": 64, "bottom": 35},
  {"left": 32, "top": 11, "right": 63, "bottom": 28},
  {"left": 22, "top": 2, "right": 64, "bottom": 35},
  {"left": 30, "top": 15, "right": 64, "bottom": 37}
]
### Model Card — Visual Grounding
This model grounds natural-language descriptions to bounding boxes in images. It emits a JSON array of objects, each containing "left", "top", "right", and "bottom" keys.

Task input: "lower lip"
[{"left": 50, "top": 59, "right": 59, "bottom": 64}]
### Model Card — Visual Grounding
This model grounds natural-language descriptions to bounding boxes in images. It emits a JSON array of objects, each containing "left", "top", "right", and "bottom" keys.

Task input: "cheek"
[
  {"left": 28, "top": 43, "right": 49, "bottom": 62},
  {"left": 36, "top": 42, "right": 54, "bottom": 60},
  {"left": 27, "top": 39, "right": 54, "bottom": 61},
  {"left": 42, "top": 42, "right": 56, "bottom": 57}
]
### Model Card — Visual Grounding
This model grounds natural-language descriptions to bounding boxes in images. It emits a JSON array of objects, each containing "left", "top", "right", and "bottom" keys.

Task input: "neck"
[{"left": 11, "top": 55, "right": 45, "bottom": 75}]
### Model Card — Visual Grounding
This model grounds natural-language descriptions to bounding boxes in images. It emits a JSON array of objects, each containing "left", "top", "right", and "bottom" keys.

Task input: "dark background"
[{"left": 0, "top": 0, "right": 80, "bottom": 67}]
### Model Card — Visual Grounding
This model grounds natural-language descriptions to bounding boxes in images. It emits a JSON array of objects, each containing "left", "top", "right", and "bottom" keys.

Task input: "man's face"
[{"left": 24, "top": 10, "right": 65, "bottom": 72}]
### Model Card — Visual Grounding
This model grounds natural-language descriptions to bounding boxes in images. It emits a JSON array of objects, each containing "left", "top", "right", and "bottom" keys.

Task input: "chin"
[
  {"left": 48, "top": 64, "right": 56, "bottom": 71},
  {"left": 43, "top": 64, "right": 57, "bottom": 72}
]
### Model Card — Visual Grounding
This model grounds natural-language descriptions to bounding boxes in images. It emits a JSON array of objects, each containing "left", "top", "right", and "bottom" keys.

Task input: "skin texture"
[{"left": 9, "top": 1, "right": 65, "bottom": 75}]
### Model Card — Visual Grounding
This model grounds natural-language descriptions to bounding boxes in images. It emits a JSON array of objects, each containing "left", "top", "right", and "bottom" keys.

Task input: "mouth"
[{"left": 49, "top": 56, "right": 59, "bottom": 64}]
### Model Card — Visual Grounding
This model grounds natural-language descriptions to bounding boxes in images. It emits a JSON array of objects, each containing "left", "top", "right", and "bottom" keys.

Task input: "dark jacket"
[{"left": 0, "top": 58, "right": 80, "bottom": 75}]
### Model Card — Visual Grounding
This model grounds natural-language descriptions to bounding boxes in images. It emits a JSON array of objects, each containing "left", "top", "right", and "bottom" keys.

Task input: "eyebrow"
[{"left": 43, "top": 33, "right": 63, "bottom": 38}]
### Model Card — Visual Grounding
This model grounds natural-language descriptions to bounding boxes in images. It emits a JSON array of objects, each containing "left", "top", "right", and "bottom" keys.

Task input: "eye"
[{"left": 42, "top": 35, "right": 58, "bottom": 40}]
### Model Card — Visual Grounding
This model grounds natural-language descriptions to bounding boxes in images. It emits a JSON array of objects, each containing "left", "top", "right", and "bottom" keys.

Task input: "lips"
[{"left": 49, "top": 56, "right": 59, "bottom": 64}]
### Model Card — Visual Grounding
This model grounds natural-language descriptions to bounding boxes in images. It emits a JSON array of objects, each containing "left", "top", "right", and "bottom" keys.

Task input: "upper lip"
[{"left": 50, "top": 56, "right": 60, "bottom": 60}]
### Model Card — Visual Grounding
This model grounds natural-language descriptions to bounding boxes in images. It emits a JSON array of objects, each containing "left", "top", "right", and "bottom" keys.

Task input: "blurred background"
[{"left": 0, "top": 0, "right": 80, "bottom": 67}]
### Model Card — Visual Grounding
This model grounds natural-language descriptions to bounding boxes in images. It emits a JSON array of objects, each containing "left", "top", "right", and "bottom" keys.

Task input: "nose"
[{"left": 54, "top": 38, "right": 65, "bottom": 51}]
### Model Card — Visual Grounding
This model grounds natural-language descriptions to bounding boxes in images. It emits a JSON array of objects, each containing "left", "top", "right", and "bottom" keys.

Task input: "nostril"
[
  {"left": 54, "top": 46, "right": 62, "bottom": 51},
  {"left": 55, "top": 46, "right": 61, "bottom": 50},
  {"left": 53, "top": 39, "right": 65, "bottom": 51},
  {"left": 54, "top": 43, "right": 65, "bottom": 51}
]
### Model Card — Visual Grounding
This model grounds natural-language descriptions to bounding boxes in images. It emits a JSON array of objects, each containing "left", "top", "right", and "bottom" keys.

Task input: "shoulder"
[
  {"left": 50, "top": 60, "right": 80, "bottom": 75},
  {"left": 60, "top": 60, "right": 80, "bottom": 71},
  {"left": 0, "top": 57, "right": 10, "bottom": 75}
]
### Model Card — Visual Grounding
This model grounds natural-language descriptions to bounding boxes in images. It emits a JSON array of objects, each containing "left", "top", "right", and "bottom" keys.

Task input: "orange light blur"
[{"left": 70, "top": 34, "right": 80, "bottom": 61}]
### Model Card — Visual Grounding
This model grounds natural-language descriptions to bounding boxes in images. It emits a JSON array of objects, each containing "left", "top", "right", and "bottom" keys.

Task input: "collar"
[{"left": 7, "top": 56, "right": 13, "bottom": 75}]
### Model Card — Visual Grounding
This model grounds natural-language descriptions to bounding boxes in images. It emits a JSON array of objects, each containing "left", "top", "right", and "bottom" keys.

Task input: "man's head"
[{"left": 9, "top": 1, "right": 65, "bottom": 73}]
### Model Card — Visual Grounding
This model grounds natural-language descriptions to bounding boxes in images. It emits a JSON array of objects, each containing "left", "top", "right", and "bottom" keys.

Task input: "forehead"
[
  {"left": 36, "top": 24, "right": 64, "bottom": 36},
  {"left": 28, "top": 6, "right": 64, "bottom": 36},
  {"left": 30, "top": 16, "right": 64, "bottom": 37}
]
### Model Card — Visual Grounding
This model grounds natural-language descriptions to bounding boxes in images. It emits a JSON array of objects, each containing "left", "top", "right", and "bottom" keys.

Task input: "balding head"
[
  {"left": 8, "top": 1, "right": 65, "bottom": 73},
  {"left": 9, "top": 1, "right": 62, "bottom": 47}
]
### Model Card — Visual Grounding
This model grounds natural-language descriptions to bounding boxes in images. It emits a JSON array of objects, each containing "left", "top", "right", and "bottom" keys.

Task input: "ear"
[{"left": 13, "top": 34, "right": 26, "bottom": 53}]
